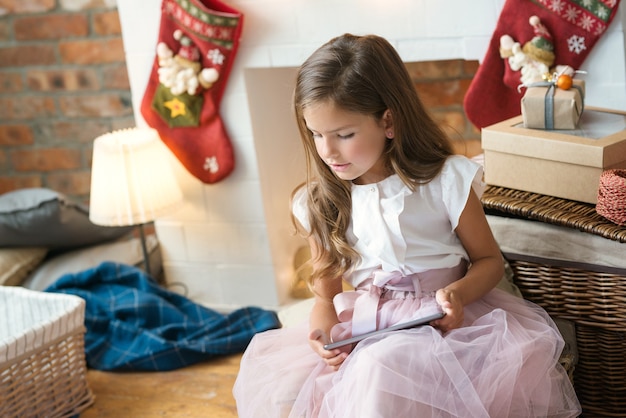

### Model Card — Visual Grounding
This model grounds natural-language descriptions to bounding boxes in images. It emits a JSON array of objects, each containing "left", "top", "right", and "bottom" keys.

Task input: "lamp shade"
[{"left": 89, "top": 128, "right": 183, "bottom": 226}]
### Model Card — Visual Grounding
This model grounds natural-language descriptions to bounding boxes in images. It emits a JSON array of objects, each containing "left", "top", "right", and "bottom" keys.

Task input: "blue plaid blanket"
[{"left": 45, "top": 261, "right": 280, "bottom": 371}]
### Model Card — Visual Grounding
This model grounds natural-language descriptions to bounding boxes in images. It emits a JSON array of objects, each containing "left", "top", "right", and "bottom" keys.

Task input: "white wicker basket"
[{"left": 0, "top": 286, "right": 94, "bottom": 417}]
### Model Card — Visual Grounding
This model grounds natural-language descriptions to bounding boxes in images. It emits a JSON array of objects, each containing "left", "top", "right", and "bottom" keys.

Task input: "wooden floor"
[{"left": 80, "top": 353, "right": 243, "bottom": 417}]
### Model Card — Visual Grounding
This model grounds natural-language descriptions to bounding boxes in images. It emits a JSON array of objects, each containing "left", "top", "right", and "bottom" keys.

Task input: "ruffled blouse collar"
[{"left": 349, "top": 174, "right": 412, "bottom": 282}]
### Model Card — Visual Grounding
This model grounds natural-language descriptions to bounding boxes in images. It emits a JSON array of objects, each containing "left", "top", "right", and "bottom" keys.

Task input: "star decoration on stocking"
[{"left": 164, "top": 98, "right": 187, "bottom": 118}]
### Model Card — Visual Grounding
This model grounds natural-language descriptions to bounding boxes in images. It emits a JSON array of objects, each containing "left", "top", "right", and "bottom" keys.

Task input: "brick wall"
[
  {"left": 0, "top": 0, "right": 479, "bottom": 204},
  {"left": 0, "top": 0, "right": 133, "bottom": 203},
  {"left": 406, "top": 60, "right": 481, "bottom": 157}
]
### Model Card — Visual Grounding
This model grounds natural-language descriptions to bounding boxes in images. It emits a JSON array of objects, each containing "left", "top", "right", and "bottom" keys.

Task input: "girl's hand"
[
  {"left": 434, "top": 288, "right": 464, "bottom": 333},
  {"left": 309, "top": 329, "right": 350, "bottom": 371}
]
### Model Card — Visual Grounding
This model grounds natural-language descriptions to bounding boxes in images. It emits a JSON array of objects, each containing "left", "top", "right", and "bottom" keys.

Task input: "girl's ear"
[{"left": 383, "top": 109, "right": 394, "bottom": 138}]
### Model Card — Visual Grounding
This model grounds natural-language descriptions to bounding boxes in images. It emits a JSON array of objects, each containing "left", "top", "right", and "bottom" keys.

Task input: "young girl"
[{"left": 234, "top": 34, "right": 581, "bottom": 417}]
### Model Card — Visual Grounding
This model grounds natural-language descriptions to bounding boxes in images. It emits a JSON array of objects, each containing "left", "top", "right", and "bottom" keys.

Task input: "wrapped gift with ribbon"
[{"left": 521, "top": 74, "right": 585, "bottom": 130}]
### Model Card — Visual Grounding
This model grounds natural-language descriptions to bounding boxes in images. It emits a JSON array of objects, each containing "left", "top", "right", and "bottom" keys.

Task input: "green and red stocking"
[
  {"left": 464, "top": 0, "right": 621, "bottom": 129},
  {"left": 141, "top": 0, "right": 243, "bottom": 183}
]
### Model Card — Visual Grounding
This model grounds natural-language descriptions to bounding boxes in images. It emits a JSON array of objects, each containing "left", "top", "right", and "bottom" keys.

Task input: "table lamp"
[{"left": 89, "top": 127, "right": 183, "bottom": 277}]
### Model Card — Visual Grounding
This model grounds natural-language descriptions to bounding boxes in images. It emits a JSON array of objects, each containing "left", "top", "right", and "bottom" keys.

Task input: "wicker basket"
[
  {"left": 482, "top": 185, "right": 626, "bottom": 417},
  {"left": 0, "top": 287, "right": 94, "bottom": 417},
  {"left": 504, "top": 253, "right": 626, "bottom": 417},
  {"left": 482, "top": 185, "right": 626, "bottom": 243}
]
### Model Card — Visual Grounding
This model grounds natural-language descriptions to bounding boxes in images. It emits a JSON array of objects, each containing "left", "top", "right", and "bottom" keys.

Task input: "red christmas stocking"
[
  {"left": 464, "top": 0, "right": 621, "bottom": 129},
  {"left": 141, "top": 0, "right": 243, "bottom": 183}
]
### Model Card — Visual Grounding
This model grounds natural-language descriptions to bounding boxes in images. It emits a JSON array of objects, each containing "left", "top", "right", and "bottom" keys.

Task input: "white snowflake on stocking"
[
  {"left": 594, "top": 23, "right": 608, "bottom": 36},
  {"left": 567, "top": 35, "right": 587, "bottom": 54},
  {"left": 548, "top": 0, "right": 564, "bottom": 13},
  {"left": 207, "top": 48, "right": 225, "bottom": 65},
  {"left": 596, "top": 4, "right": 609, "bottom": 20},
  {"left": 579, "top": 14, "right": 594, "bottom": 31},
  {"left": 204, "top": 156, "right": 219, "bottom": 173},
  {"left": 189, "top": 5, "right": 199, "bottom": 17},
  {"left": 564, "top": 5, "right": 580, "bottom": 23}
]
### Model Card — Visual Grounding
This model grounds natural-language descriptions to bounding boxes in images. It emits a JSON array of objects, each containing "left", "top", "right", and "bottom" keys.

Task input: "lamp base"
[{"left": 138, "top": 223, "right": 151, "bottom": 278}]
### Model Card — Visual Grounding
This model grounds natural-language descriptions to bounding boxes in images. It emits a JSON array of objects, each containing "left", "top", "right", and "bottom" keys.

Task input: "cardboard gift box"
[
  {"left": 482, "top": 106, "right": 626, "bottom": 204},
  {"left": 521, "top": 79, "right": 585, "bottom": 130}
]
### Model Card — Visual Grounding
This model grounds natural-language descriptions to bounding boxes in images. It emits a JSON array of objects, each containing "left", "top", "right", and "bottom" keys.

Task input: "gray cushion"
[
  {"left": 22, "top": 235, "right": 162, "bottom": 291},
  {"left": 0, "top": 188, "right": 132, "bottom": 250}
]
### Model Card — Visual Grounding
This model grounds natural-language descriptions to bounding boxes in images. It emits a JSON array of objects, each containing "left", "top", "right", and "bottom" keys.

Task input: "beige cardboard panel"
[
  {"left": 482, "top": 107, "right": 626, "bottom": 168},
  {"left": 484, "top": 151, "right": 603, "bottom": 204},
  {"left": 603, "top": 133, "right": 626, "bottom": 167},
  {"left": 482, "top": 127, "right": 605, "bottom": 167}
]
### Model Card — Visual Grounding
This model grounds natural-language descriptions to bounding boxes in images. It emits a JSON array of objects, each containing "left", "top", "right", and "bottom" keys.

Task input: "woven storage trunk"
[
  {"left": 482, "top": 185, "right": 626, "bottom": 418},
  {"left": 0, "top": 286, "right": 94, "bottom": 417},
  {"left": 504, "top": 253, "right": 626, "bottom": 418}
]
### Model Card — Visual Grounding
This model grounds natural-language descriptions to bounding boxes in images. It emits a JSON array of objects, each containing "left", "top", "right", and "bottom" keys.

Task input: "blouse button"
[{"left": 370, "top": 187, "right": 375, "bottom": 192}]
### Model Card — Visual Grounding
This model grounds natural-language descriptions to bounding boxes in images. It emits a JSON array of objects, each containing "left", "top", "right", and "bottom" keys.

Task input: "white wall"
[{"left": 118, "top": 0, "right": 626, "bottom": 311}]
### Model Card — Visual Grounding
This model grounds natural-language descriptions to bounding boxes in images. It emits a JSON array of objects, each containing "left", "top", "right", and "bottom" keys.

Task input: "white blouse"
[{"left": 292, "top": 155, "right": 485, "bottom": 288}]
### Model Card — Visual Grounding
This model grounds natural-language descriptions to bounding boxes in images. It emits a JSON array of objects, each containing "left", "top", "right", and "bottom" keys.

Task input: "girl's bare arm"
[
  {"left": 434, "top": 188, "right": 504, "bottom": 332},
  {"left": 307, "top": 237, "right": 350, "bottom": 370}
]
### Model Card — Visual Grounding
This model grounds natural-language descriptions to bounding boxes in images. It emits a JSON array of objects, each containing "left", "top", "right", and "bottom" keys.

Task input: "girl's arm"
[
  {"left": 434, "top": 188, "right": 504, "bottom": 332},
  {"left": 306, "top": 237, "right": 350, "bottom": 370}
]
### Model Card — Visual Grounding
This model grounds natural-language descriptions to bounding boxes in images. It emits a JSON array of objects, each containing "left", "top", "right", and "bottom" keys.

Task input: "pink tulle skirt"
[{"left": 233, "top": 288, "right": 581, "bottom": 417}]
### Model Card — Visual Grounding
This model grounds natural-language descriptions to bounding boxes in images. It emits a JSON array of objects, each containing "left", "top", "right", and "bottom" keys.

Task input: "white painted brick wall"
[{"left": 118, "top": 0, "right": 626, "bottom": 311}]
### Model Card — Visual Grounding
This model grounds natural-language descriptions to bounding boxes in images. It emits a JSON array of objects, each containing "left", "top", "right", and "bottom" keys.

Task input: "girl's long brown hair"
[{"left": 292, "top": 34, "right": 453, "bottom": 291}]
